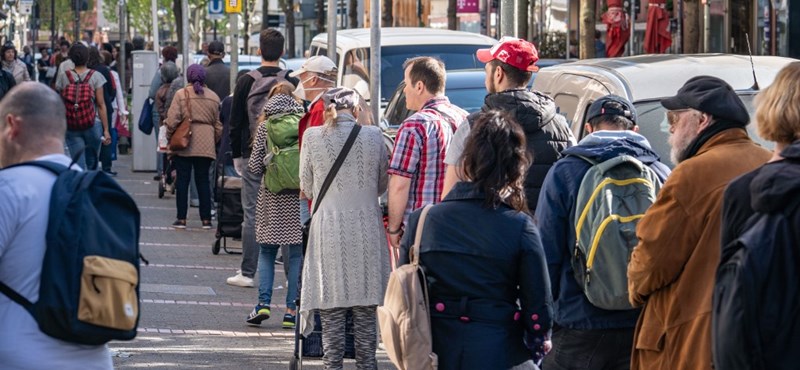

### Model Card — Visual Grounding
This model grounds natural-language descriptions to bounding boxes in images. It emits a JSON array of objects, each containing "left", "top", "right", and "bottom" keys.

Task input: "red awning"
[
  {"left": 602, "top": 0, "right": 630, "bottom": 57},
  {"left": 644, "top": 0, "right": 673, "bottom": 53}
]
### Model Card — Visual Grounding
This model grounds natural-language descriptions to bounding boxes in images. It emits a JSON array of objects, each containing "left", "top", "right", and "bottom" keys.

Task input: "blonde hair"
[
  {"left": 755, "top": 61, "right": 800, "bottom": 144},
  {"left": 256, "top": 82, "right": 301, "bottom": 123}
]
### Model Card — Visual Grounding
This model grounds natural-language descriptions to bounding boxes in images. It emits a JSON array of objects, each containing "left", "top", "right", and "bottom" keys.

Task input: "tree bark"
[
  {"left": 683, "top": 0, "right": 700, "bottom": 53},
  {"left": 529, "top": 0, "right": 537, "bottom": 40},
  {"left": 261, "top": 0, "right": 269, "bottom": 29},
  {"left": 173, "top": 0, "right": 182, "bottom": 52},
  {"left": 279, "top": 0, "right": 296, "bottom": 57},
  {"left": 579, "top": 0, "right": 595, "bottom": 58},
  {"left": 383, "top": 0, "right": 394, "bottom": 26},
  {"left": 516, "top": 0, "right": 527, "bottom": 39},
  {"left": 447, "top": 0, "right": 457, "bottom": 29},
  {"left": 316, "top": 0, "right": 325, "bottom": 32},
  {"left": 349, "top": 0, "right": 358, "bottom": 27}
]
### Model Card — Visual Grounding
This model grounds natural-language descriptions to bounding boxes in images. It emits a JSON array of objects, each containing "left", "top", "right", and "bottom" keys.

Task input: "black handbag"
[{"left": 301, "top": 124, "right": 361, "bottom": 251}]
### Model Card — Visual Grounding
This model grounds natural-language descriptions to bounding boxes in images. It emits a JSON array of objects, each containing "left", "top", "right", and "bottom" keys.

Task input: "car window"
[
  {"left": 634, "top": 94, "right": 772, "bottom": 168},
  {"left": 341, "top": 44, "right": 488, "bottom": 102},
  {"left": 446, "top": 87, "right": 486, "bottom": 114},
  {"left": 553, "top": 93, "right": 579, "bottom": 127}
]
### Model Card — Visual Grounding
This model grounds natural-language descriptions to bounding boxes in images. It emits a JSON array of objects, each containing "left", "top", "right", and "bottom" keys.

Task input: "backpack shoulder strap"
[
  {"left": 0, "top": 281, "right": 34, "bottom": 312},
  {"left": 410, "top": 204, "right": 433, "bottom": 266},
  {"left": 568, "top": 153, "right": 598, "bottom": 166},
  {"left": 66, "top": 69, "right": 76, "bottom": 84}
]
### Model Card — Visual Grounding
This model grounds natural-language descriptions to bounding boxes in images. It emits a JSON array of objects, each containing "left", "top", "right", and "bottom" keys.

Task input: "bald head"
[{"left": 0, "top": 82, "right": 66, "bottom": 167}]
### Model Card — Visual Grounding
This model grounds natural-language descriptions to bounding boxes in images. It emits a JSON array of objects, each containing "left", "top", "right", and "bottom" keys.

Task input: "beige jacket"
[
  {"left": 166, "top": 86, "right": 222, "bottom": 160},
  {"left": 627, "top": 129, "right": 771, "bottom": 370}
]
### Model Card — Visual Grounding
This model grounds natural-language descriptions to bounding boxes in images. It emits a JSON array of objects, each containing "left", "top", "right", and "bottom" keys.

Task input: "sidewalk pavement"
[{"left": 109, "top": 153, "right": 393, "bottom": 369}]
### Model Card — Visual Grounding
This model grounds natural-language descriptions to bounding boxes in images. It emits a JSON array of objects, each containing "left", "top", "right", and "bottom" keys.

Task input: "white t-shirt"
[
  {"left": 0, "top": 154, "right": 112, "bottom": 370},
  {"left": 444, "top": 118, "right": 471, "bottom": 166}
]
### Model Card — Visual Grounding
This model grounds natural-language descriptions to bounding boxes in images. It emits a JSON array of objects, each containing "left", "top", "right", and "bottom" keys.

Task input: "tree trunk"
[
  {"left": 279, "top": 0, "right": 296, "bottom": 57},
  {"left": 579, "top": 0, "right": 595, "bottom": 58},
  {"left": 243, "top": 0, "right": 249, "bottom": 53},
  {"left": 261, "top": 0, "right": 269, "bottom": 29},
  {"left": 529, "top": 0, "right": 537, "bottom": 40},
  {"left": 683, "top": 0, "right": 700, "bottom": 53},
  {"left": 349, "top": 0, "right": 358, "bottom": 27},
  {"left": 316, "top": 0, "right": 325, "bottom": 32},
  {"left": 447, "top": 0, "right": 457, "bottom": 30},
  {"left": 173, "top": 0, "right": 182, "bottom": 52},
  {"left": 516, "top": 0, "right": 527, "bottom": 39},
  {"left": 383, "top": 0, "right": 394, "bottom": 26}
]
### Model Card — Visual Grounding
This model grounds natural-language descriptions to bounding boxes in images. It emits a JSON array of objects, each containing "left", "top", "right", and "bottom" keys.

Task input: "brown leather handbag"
[{"left": 168, "top": 89, "right": 193, "bottom": 151}]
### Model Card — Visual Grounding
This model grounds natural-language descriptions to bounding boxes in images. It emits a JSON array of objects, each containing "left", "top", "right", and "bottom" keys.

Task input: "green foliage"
[
  {"left": 540, "top": 31, "right": 567, "bottom": 58},
  {"left": 37, "top": 0, "right": 95, "bottom": 37}
]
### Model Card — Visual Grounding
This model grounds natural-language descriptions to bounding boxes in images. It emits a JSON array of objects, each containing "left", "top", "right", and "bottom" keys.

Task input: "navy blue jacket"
[
  {"left": 534, "top": 131, "right": 670, "bottom": 330},
  {"left": 400, "top": 182, "right": 553, "bottom": 370}
]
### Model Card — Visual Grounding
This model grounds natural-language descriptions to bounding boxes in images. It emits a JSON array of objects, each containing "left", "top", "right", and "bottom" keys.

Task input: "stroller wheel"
[
  {"left": 158, "top": 181, "right": 165, "bottom": 199},
  {"left": 212, "top": 239, "right": 221, "bottom": 255}
]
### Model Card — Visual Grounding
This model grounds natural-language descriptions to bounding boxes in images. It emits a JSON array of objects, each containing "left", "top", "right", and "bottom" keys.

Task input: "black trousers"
[
  {"left": 174, "top": 156, "right": 213, "bottom": 221},
  {"left": 542, "top": 327, "right": 634, "bottom": 370}
]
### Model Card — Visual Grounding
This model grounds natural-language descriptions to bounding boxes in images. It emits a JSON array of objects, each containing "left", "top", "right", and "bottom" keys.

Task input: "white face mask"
[{"left": 293, "top": 83, "right": 306, "bottom": 101}]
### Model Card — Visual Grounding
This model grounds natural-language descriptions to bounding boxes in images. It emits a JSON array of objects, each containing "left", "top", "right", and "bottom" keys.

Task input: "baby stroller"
[
  {"left": 157, "top": 153, "right": 176, "bottom": 199},
  {"left": 211, "top": 160, "right": 243, "bottom": 255}
]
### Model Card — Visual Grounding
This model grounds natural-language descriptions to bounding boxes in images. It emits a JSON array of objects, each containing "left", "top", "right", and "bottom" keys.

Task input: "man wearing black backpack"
[
  {"left": 227, "top": 29, "right": 299, "bottom": 288},
  {"left": 535, "top": 95, "right": 670, "bottom": 370},
  {"left": 0, "top": 82, "right": 113, "bottom": 368}
]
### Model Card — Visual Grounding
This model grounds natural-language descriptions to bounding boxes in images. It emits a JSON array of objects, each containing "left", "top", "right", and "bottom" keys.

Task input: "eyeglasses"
[{"left": 666, "top": 109, "right": 692, "bottom": 126}]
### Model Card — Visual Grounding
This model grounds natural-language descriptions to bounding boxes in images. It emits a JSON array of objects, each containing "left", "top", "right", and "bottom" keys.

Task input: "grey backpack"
[
  {"left": 245, "top": 69, "right": 290, "bottom": 142},
  {"left": 571, "top": 154, "right": 662, "bottom": 310}
]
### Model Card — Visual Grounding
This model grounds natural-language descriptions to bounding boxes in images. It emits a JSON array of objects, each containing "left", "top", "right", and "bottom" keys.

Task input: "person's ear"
[
  {"left": 632, "top": 125, "right": 640, "bottom": 133},
  {"left": 584, "top": 123, "right": 593, "bottom": 134},
  {"left": 697, "top": 112, "right": 712, "bottom": 132},
  {"left": 494, "top": 65, "right": 504, "bottom": 83},
  {"left": 4, "top": 114, "right": 21, "bottom": 140}
]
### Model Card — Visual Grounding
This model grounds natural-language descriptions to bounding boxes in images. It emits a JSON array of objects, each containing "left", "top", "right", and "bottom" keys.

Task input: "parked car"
[
  {"left": 381, "top": 59, "right": 572, "bottom": 132},
  {"left": 532, "top": 54, "right": 798, "bottom": 167},
  {"left": 308, "top": 28, "right": 497, "bottom": 107}
]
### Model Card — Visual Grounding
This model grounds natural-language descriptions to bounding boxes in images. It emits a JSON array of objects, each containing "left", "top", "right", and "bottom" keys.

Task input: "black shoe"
[
  {"left": 103, "top": 169, "right": 118, "bottom": 176},
  {"left": 153, "top": 175, "right": 162, "bottom": 181}
]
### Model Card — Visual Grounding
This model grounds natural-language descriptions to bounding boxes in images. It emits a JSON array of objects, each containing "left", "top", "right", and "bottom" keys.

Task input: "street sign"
[
  {"left": 225, "top": 0, "right": 242, "bottom": 13},
  {"left": 456, "top": 0, "right": 479, "bottom": 13},
  {"left": 208, "top": 0, "right": 224, "bottom": 20},
  {"left": 18, "top": 0, "right": 33, "bottom": 15}
]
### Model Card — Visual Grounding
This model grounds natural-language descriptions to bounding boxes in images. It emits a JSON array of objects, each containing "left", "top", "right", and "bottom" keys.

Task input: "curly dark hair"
[
  {"left": 460, "top": 110, "right": 531, "bottom": 212},
  {"left": 68, "top": 43, "right": 89, "bottom": 66}
]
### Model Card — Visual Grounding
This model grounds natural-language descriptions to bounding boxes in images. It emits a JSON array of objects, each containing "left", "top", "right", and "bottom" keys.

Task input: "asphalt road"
[{"left": 108, "top": 153, "right": 393, "bottom": 369}]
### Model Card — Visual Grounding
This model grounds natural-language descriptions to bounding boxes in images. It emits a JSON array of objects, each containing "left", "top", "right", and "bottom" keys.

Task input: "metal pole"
[
  {"left": 151, "top": 0, "right": 159, "bottom": 53},
  {"left": 181, "top": 0, "right": 189, "bottom": 73},
  {"left": 229, "top": 13, "right": 239, "bottom": 94},
  {"left": 500, "top": 0, "right": 513, "bottom": 36},
  {"left": 119, "top": 0, "right": 126, "bottom": 93},
  {"left": 628, "top": 0, "right": 634, "bottom": 55},
  {"left": 214, "top": 20, "right": 218, "bottom": 41},
  {"left": 327, "top": 0, "right": 336, "bottom": 60},
  {"left": 678, "top": 0, "right": 683, "bottom": 53},
  {"left": 703, "top": 0, "right": 709, "bottom": 52},
  {"left": 50, "top": 0, "right": 55, "bottom": 53},
  {"left": 369, "top": 0, "right": 380, "bottom": 124}
]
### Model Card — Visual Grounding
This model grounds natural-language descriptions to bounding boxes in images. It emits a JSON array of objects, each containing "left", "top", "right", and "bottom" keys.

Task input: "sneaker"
[
  {"left": 202, "top": 220, "right": 212, "bottom": 230},
  {"left": 282, "top": 313, "right": 296, "bottom": 329},
  {"left": 275, "top": 255, "right": 284, "bottom": 265},
  {"left": 172, "top": 219, "right": 187, "bottom": 229},
  {"left": 246, "top": 304, "right": 271, "bottom": 326},
  {"left": 103, "top": 169, "right": 118, "bottom": 176},
  {"left": 226, "top": 273, "right": 254, "bottom": 287}
]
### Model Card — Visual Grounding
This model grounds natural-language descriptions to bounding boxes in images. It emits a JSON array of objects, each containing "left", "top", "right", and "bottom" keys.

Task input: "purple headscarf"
[{"left": 186, "top": 64, "right": 206, "bottom": 95}]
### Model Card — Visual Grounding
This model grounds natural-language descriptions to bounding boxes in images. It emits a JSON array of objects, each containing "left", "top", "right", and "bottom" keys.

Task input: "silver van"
[{"left": 532, "top": 54, "right": 797, "bottom": 166}]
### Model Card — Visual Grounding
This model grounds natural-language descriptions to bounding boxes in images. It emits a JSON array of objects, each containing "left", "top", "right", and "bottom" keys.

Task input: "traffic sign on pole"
[
  {"left": 224, "top": 0, "right": 241, "bottom": 14},
  {"left": 209, "top": 0, "right": 224, "bottom": 20}
]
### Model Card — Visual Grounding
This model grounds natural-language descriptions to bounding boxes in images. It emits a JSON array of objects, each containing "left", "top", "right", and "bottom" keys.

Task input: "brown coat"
[
  {"left": 166, "top": 86, "right": 222, "bottom": 160},
  {"left": 627, "top": 129, "right": 771, "bottom": 370}
]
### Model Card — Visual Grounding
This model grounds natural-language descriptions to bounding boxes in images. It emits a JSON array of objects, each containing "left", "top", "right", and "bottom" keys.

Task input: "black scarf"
[{"left": 680, "top": 118, "right": 746, "bottom": 162}]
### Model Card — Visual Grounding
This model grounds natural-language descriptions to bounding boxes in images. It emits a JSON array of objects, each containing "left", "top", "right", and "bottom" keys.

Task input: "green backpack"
[
  {"left": 262, "top": 113, "right": 302, "bottom": 193},
  {"left": 571, "top": 154, "right": 662, "bottom": 310}
]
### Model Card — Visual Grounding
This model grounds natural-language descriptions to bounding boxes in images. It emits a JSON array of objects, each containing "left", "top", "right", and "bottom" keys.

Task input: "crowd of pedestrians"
[{"left": 1, "top": 27, "right": 799, "bottom": 370}]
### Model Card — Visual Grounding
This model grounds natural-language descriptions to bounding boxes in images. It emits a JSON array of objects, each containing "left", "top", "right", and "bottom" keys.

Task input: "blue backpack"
[{"left": 0, "top": 160, "right": 143, "bottom": 345}]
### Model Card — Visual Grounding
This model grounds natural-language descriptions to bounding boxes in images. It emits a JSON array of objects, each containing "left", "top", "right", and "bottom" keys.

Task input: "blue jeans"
[
  {"left": 258, "top": 243, "right": 302, "bottom": 311},
  {"left": 65, "top": 122, "right": 102, "bottom": 170},
  {"left": 299, "top": 199, "right": 310, "bottom": 224}
]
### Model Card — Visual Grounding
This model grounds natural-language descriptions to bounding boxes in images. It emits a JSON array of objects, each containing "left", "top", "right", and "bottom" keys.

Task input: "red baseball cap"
[{"left": 476, "top": 37, "right": 540, "bottom": 72}]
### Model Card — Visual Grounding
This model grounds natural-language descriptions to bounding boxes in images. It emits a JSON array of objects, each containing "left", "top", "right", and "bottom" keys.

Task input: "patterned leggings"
[{"left": 319, "top": 305, "right": 378, "bottom": 370}]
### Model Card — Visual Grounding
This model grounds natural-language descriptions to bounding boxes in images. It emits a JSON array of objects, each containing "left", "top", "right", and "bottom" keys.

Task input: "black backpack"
[
  {"left": 0, "top": 160, "right": 143, "bottom": 345},
  {"left": 712, "top": 184, "right": 800, "bottom": 370}
]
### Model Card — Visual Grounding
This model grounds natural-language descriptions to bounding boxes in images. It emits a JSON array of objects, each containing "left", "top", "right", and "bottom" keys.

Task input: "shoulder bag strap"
[
  {"left": 183, "top": 88, "right": 192, "bottom": 122},
  {"left": 410, "top": 204, "right": 433, "bottom": 266},
  {"left": 310, "top": 124, "right": 361, "bottom": 216}
]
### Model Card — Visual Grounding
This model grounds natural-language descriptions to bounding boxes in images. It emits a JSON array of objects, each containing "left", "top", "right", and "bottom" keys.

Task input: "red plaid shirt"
[{"left": 388, "top": 96, "right": 467, "bottom": 222}]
